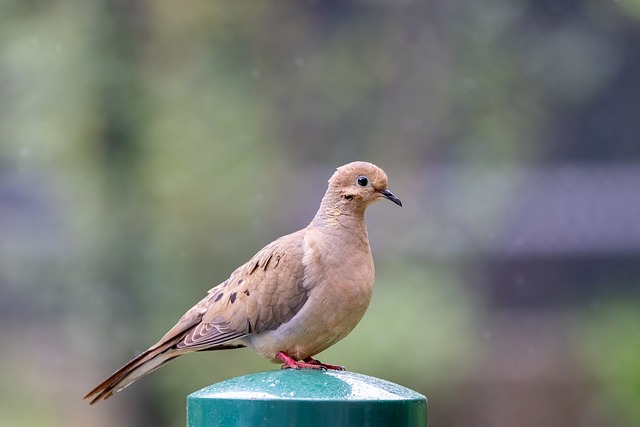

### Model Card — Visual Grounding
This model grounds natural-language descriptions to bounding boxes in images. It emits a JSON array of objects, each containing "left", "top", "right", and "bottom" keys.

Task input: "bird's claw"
[{"left": 276, "top": 351, "right": 346, "bottom": 371}]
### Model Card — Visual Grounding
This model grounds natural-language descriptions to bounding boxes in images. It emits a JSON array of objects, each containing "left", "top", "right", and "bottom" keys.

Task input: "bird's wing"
[
  {"left": 161, "top": 230, "right": 310, "bottom": 351},
  {"left": 84, "top": 231, "right": 309, "bottom": 403}
]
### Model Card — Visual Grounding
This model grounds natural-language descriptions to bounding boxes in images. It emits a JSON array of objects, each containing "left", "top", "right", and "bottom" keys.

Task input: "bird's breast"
[{"left": 245, "top": 229, "right": 376, "bottom": 361}]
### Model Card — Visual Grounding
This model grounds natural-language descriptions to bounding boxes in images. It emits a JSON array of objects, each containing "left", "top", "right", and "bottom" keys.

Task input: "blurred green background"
[{"left": 2, "top": 1, "right": 640, "bottom": 426}]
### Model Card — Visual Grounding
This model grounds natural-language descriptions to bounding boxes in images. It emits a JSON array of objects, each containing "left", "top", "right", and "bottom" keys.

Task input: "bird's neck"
[{"left": 310, "top": 193, "right": 369, "bottom": 240}]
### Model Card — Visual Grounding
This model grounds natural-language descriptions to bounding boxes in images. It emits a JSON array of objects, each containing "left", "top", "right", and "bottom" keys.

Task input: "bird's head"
[{"left": 327, "top": 161, "right": 402, "bottom": 209}]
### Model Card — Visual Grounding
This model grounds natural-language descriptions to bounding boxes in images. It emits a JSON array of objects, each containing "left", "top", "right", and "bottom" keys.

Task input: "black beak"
[{"left": 380, "top": 189, "right": 402, "bottom": 207}]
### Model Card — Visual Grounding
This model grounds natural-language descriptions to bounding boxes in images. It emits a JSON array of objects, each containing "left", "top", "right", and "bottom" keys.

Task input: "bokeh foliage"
[{"left": 1, "top": 1, "right": 639, "bottom": 426}]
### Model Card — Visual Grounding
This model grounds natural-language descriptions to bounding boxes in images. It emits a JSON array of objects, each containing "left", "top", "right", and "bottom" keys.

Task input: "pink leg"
[{"left": 276, "top": 352, "right": 345, "bottom": 371}]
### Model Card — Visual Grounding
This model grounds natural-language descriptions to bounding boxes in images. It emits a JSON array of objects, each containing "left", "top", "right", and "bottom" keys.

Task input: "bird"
[{"left": 85, "top": 161, "right": 402, "bottom": 404}]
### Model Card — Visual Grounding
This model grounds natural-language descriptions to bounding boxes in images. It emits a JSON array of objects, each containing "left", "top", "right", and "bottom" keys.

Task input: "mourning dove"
[{"left": 85, "top": 161, "right": 401, "bottom": 404}]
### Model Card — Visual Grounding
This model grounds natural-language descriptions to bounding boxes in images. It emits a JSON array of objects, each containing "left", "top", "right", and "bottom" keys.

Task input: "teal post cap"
[{"left": 187, "top": 370, "right": 427, "bottom": 426}]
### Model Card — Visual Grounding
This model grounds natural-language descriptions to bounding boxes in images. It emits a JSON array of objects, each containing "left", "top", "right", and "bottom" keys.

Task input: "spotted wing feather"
[{"left": 173, "top": 230, "right": 309, "bottom": 350}]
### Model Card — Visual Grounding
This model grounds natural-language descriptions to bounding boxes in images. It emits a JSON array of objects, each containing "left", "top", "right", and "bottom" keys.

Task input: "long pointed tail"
[{"left": 84, "top": 341, "right": 183, "bottom": 404}]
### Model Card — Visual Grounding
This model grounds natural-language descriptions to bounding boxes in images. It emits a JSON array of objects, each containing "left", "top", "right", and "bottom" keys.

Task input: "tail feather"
[
  {"left": 85, "top": 298, "right": 250, "bottom": 404},
  {"left": 84, "top": 341, "right": 246, "bottom": 403},
  {"left": 84, "top": 339, "right": 184, "bottom": 404}
]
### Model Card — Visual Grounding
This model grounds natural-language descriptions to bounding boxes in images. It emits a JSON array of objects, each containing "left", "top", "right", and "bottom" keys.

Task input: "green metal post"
[{"left": 187, "top": 370, "right": 427, "bottom": 426}]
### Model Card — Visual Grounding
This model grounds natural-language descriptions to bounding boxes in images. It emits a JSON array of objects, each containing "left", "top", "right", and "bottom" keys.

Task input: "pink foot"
[
  {"left": 302, "top": 356, "right": 346, "bottom": 371},
  {"left": 276, "top": 352, "right": 346, "bottom": 371}
]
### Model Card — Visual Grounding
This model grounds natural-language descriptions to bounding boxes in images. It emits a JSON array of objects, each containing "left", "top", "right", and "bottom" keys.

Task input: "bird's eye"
[{"left": 356, "top": 176, "right": 369, "bottom": 187}]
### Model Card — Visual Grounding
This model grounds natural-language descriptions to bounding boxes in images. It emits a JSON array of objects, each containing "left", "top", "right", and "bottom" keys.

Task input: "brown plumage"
[{"left": 85, "top": 161, "right": 401, "bottom": 404}]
